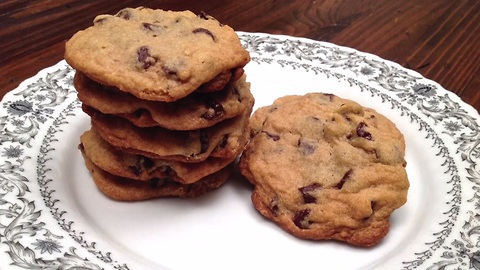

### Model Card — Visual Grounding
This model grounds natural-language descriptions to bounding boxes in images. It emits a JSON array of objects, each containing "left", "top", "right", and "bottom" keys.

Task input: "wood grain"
[{"left": 0, "top": 0, "right": 479, "bottom": 110}]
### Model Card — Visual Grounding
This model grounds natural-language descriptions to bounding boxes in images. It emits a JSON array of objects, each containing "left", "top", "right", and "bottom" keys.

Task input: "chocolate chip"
[
  {"left": 149, "top": 178, "right": 166, "bottom": 188},
  {"left": 192, "top": 28, "right": 215, "bottom": 41},
  {"left": 133, "top": 109, "right": 147, "bottom": 119},
  {"left": 335, "top": 169, "right": 352, "bottom": 189},
  {"left": 142, "top": 22, "right": 162, "bottom": 34},
  {"left": 128, "top": 156, "right": 153, "bottom": 176},
  {"left": 158, "top": 165, "right": 172, "bottom": 175},
  {"left": 116, "top": 10, "right": 131, "bottom": 20},
  {"left": 218, "top": 134, "right": 229, "bottom": 148},
  {"left": 128, "top": 164, "right": 142, "bottom": 176},
  {"left": 298, "top": 183, "right": 321, "bottom": 203},
  {"left": 293, "top": 209, "right": 311, "bottom": 229},
  {"left": 141, "top": 156, "right": 154, "bottom": 170},
  {"left": 262, "top": 131, "right": 280, "bottom": 141},
  {"left": 343, "top": 114, "right": 352, "bottom": 122},
  {"left": 199, "top": 130, "right": 209, "bottom": 153},
  {"left": 137, "top": 46, "right": 156, "bottom": 69},
  {"left": 356, "top": 122, "right": 372, "bottom": 140},
  {"left": 298, "top": 139, "right": 316, "bottom": 155},
  {"left": 163, "top": 66, "right": 177, "bottom": 76},
  {"left": 270, "top": 197, "right": 279, "bottom": 216},
  {"left": 197, "top": 11, "right": 210, "bottom": 20},
  {"left": 202, "top": 98, "right": 225, "bottom": 120},
  {"left": 324, "top": 93, "right": 335, "bottom": 101}
]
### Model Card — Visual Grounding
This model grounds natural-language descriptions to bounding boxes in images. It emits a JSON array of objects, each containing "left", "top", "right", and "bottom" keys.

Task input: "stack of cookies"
[{"left": 64, "top": 7, "right": 253, "bottom": 201}]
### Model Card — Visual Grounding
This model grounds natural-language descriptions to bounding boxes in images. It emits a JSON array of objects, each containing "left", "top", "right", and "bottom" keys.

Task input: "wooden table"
[{"left": 1, "top": 0, "right": 479, "bottom": 111}]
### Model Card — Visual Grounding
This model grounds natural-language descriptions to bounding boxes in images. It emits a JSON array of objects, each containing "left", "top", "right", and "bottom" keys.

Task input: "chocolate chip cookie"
[
  {"left": 75, "top": 71, "right": 253, "bottom": 130},
  {"left": 89, "top": 105, "right": 252, "bottom": 162},
  {"left": 80, "top": 128, "right": 244, "bottom": 184},
  {"left": 238, "top": 93, "right": 409, "bottom": 247},
  {"left": 65, "top": 7, "right": 250, "bottom": 102},
  {"left": 82, "top": 153, "right": 231, "bottom": 201}
]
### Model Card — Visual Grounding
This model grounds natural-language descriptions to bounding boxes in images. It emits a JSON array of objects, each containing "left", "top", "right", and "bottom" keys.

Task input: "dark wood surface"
[{"left": 1, "top": 0, "right": 479, "bottom": 111}]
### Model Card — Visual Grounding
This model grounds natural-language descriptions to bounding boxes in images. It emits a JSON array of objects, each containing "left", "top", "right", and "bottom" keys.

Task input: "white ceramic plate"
[{"left": 1, "top": 32, "right": 479, "bottom": 270}]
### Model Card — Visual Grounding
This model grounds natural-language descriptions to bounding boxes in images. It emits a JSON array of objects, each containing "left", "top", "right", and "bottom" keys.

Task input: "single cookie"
[
  {"left": 80, "top": 128, "right": 244, "bottom": 184},
  {"left": 89, "top": 105, "right": 252, "bottom": 162},
  {"left": 238, "top": 93, "right": 409, "bottom": 247},
  {"left": 75, "top": 71, "right": 253, "bottom": 130},
  {"left": 65, "top": 7, "right": 250, "bottom": 102},
  {"left": 82, "top": 152, "right": 231, "bottom": 201}
]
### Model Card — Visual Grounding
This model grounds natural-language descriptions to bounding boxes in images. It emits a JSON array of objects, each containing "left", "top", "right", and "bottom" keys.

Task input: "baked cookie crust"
[{"left": 239, "top": 93, "right": 409, "bottom": 246}]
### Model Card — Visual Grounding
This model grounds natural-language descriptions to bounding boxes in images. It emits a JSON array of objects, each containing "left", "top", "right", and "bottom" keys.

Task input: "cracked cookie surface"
[{"left": 238, "top": 93, "right": 409, "bottom": 247}]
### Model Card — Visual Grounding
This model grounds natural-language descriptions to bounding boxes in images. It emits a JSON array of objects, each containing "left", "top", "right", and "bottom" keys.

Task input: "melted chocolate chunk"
[
  {"left": 293, "top": 209, "right": 311, "bottom": 229},
  {"left": 324, "top": 93, "right": 335, "bottom": 101},
  {"left": 192, "top": 28, "right": 215, "bottom": 41},
  {"left": 298, "top": 139, "right": 316, "bottom": 155},
  {"left": 218, "top": 134, "right": 229, "bottom": 148},
  {"left": 262, "top": 131, "right": 280, "bottom": 141},
  {"left": 356, "top": 122, "right": 372, "bottom": 140},
  {"left": 158, "top": 165, "right": 173, "bottom": 175},
  {"left": 128, "top": 164, "right": 142, "bottom": 176},
  {"left": 141, "top": 156, "right": 154, "bottom": 170},
  {"left": 137, "top": 46, "right": 156, "bottom": 69},
  {"left": 163, "top": 66, "right": 177, "bottom": 76},
  {"left": 202, "top": 98, "right": 225, "bottom": 120},
  {"left": 128, "top": 156, "right": 155, "bottom": 176},
  {"left": 335, "top": 169, "right": 353, "bottom": 189},
  {"left": 270, "top": 197, "right": 279, "bottom": 216},
  {"left": 133, "top": 109, "right": 147, "bottom": 119},
  {"left": 142, "top": 22, "right": 162, "bottom": 33},
  {"left": 149, "top": 178, "right": 167, "bottom": 188},
  {"left": 298, "top": 183, "right": 321, "bottom": 203},
  {"left": 197, "top": 11, "right": 210, "bottom": 20},
  {"left": 199, "top": 130, "right": 209, "bottom": 153}
]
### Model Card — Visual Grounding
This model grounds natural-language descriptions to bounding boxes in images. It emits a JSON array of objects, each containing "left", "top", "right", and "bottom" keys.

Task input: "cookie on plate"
[
  {"left": 80, "top": 128, "right": 245, "bottom": 184},
  {"left": 89, "top": 105, "right": 252, "bottom": 162},
  {"left": 75, "top": 71, "right": 253, "bottom": 130},
  {"left": 82, "top": 153, "right": 232, "bottom": 201},
  {"left": 65, "top": 7, "right": 250, "bottom": 102},
  {"left": 238, "top": 93, "right": 409, "bottom": 247}
]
